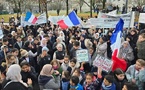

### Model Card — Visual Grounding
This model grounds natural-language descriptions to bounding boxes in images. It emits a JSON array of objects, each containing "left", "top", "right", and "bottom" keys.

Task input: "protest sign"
[
  {"left": 139, "top": 13, "right": 145, "bottom": 23},
  {"left": 93, "top": 55, "right": 113, "bottom": 72},
  {"left": 0, "top": 26, "right": 3, "bottom": 39},
  {"left": 76, "top": 49, "right": 89, "bottom": 62}
]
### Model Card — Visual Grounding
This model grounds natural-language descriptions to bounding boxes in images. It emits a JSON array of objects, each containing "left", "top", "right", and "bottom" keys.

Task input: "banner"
[
  {"left": 93, "top": 55, "right": 113, "bottom": 72},
  {"left": 36, "top": 13, "right": 47, "bottom": 25},
  {"left": 139, "top": 13, "right": 145, "bottom": 23},
  {"left": 98, "top": 10, "right": 117, "bottom": 18},
  {"left": 0, "top": 26, "right": 3, "bottom": 39},
  {"left": 76, "top": 49, "right": 89, "bottom": 62},
  {"left": 48, "top": 15, "right": 65, "bottom": 25},
  {"left": 83, "top": 13, "right": 134, "bottom": 28}
]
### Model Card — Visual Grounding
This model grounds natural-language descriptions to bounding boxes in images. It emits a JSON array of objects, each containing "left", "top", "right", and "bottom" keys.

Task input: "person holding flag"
[{"left": 110, "top": 18, "right": 127, "bottom": 72}]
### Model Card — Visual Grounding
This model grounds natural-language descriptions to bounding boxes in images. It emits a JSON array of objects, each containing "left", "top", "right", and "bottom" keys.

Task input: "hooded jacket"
[{"left": 38, "top": 75, "right": 60, "bottom": 90}]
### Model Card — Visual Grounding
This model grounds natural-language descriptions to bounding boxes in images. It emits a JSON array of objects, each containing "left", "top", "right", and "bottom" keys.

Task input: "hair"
[
  {"left": 139, "top": 33, "right": 145, "bottom": 38},
  {"left": 70, "top": 76, "right": 79, "bottom": 86},
  {"left": 16, "top": 36, "right": 22, "bottom": 39},
  {"left": 114, "top": 68, "right": 124, "bottom": 75},
  {"left": 124, "top": 82, "right": 138, "bottom": 90},
  {"left": 50, "top": 60, "right": 60, "bottom": 68},
  {"left": 7, "top": 54, "right": 15, "bottom": 60},
  {"left": 43, "top": 34, "right": 49, "bottom": 38},
  {"left": 3, "top": 38, "right": 8, "bottom": 42},
  {"left": 86, "top": 73, "right": 94, "bottom": 79},
  {"left": 64, "top": 55, "right": 70, "bottom": 59},
  {"left": 20, "top": 61, "right": 30, "bottom": 67},
  {"left": 11, "top": 48, "right": 18, "bottom": 53},
  {"left": 63, "top": 71, "right": 70, "bottom": 81},
  {"left": 104, "top": 75, "right": 114, "bottom": 83},
  {"left": 73, "top": 41, "right": 80, "bottom": 47},
  {"left": 70, "top": 58, "right": 77, "bottom": 64},
  {"left": 57, "top": 43, "right": 63, "bottom": 48},
  {"left": 73, "top": 68, "right": 81, "bottom": 75},
  {"left": 136, "top": 59, "right": 145, "bottom": 66}
]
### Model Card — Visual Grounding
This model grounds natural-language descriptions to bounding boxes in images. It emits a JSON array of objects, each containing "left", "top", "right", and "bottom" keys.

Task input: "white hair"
[{"left": 57, "top": 43, "right": 63, "bottom": 48}]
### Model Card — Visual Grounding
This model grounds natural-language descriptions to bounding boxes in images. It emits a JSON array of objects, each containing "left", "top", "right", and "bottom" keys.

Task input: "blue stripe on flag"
[
  {"left": 25, "top": 12, "right": 32, "bottom": 21},
  {"left": 110, "top": 18, "right": 124, "bottom": 45},
  {"left": 68, "top": 11, "right": 80, "bottom": 25}
]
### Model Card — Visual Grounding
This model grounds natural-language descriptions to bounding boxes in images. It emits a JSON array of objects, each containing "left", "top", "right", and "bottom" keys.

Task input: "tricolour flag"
[
  {"left": 110, "top": 18, "right": 124, "bottom": 56},
  {"left": 110, "top": 18, "right": 127, "bottom": 71},
  {"left": 57, "top": 11, "right": 80, "bottom": 29},
  {"left": 25, "top": 12, "right": 38, "bottom": 24}
]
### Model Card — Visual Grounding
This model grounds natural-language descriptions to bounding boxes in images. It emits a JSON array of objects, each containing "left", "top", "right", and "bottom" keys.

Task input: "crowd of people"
[{"left": 0, "top": 15, "right": 145, "bottom": 90}]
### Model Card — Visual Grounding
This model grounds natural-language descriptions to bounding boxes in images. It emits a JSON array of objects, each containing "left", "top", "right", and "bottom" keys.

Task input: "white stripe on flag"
[
  {"left": 28, "top": 15, "right": 35, "bottom": 23},
  {"left": 63, "top": 16, "right": 74, "bottom": 26}
]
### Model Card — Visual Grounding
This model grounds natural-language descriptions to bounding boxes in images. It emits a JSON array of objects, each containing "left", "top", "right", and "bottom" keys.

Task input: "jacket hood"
[
  {"left": 38, "top": 75, "right": 53, "bottom": 85},
  {"left": 102, "top": 83, "right": 116, "bottom": 90}
]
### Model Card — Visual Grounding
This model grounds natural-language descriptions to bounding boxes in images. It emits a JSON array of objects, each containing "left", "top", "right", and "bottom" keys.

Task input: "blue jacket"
[
  {"left": 70, "top": 84, "right": 84, "bottom": 90},
  {"left": 101, "top": 82, "right": 116, "bottom": 90}
]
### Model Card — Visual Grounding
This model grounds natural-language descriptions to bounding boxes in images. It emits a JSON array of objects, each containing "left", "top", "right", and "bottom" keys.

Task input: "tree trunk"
[
  {"left": 102, "top": 0, "right": 106, "bottom": 9},
  {"left": 66, "top": 0, "right": 69, "bottom": 15},
  {"left": 39, "top": 0, "right": 41, "bottom": 13},
  {"left": 90, "top": 0, "right": 93, "bottom": 17},
  {"left": 14, "top": 0, "right": 19, "bottom": 17},
  {"left": 80, "top": 6, "right": 82, "bottom": 13}
]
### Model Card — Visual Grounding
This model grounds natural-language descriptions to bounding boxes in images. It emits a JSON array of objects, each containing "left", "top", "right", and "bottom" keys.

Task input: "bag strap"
[{"left": 3, "top": 81, "right": 14, "bottom": 89}]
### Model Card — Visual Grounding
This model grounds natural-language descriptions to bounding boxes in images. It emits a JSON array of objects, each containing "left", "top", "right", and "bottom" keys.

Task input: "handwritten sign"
[
  {"left": 76, "top": 49, "right": 89, "bottom": 62},
  {"left": 93, "top": 55, "right": 113, "bottom": 72}
]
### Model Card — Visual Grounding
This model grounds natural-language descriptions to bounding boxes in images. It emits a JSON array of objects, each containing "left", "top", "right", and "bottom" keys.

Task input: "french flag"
[
  {"left": 25, "top": 12, "right": 38, "bottom": 24},
  {"left": 110, "top": 18, "right": 127, "bottom": 71},
  {"left": 57, "top": 11, "right": 80, "bottom": 29}
]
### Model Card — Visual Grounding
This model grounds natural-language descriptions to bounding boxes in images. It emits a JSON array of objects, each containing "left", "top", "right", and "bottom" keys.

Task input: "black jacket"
[
  {"left": 2, "top": 79, "right": 32, "bottom": 90},
  {"left": 37, "top": 54, "right": 51, "bottom": 71},
  {"left": 14, "top": 41, "right": 24, "bottom": 50},
  {"left": 21, "top": 66, "right": 37, "bottom": 84}
]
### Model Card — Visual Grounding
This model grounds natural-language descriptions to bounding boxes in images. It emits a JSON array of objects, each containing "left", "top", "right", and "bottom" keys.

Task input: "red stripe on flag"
[
  {"left": 32, "top": 17, "right": 38, "bottom": 24},
  {"left": 57, "top": 20, "right": 68, "bottom": 29},
  {"left": 112, "top": 49, "right": 127, "bottom": 72}
]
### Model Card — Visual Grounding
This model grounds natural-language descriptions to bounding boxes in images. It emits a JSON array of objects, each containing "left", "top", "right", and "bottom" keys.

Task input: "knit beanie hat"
[
  {"left": 20, "top": 49, "right": 28, "bottom": 57},
  {"left": 42, "top": 46, "right": 49, "bottom": 52}
]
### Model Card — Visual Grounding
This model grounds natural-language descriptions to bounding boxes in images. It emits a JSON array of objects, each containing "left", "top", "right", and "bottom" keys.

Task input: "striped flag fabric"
[
  {"left": 57, "top": 11, "right": 80, "bottom": 29},
  {"left": 25, "top": 12, "right": 38, "bottom": 24}
]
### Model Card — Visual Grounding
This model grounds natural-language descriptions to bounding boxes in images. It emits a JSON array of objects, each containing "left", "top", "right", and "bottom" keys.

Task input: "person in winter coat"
[
  {"left": 37, "top": 47, "right": 51, "bottom": 72},
  {"left": 96, "top": 37, "right": 107, "bottom": 57},
  {"left": 38, "top": 64, "right": 60, "bottom": 90},
  {"left": 2, "top": 64, "right": 33, "bottom": 90},
  {"left": 69, "top": 76, "right": 83, "bottom": 90},
  {"left": 101, "top": 75, "right": 116, "bottom": 90},
  {"left": 61, "top": 71, "right": 70, "bottom": 90},
  {"left": 20, "top": 61, "right": 37, "bottom": 85},
  {"left": 137, "top": 33, "right": 145, "bottom": 60},
  {"left": 53, "top": 43, "right": 66, "bottom": 64},
  {"left": 83, "top": 73, "right": 102, "bottom": 90},
  {"left": 135, "top": 60, "right": 145, "bottom": 90},
  {"left": 61, "top": 56, "right": 70, "bottom": 71},
  {"left": 125, "top": 59, "right": 145, "bottom": 90},
  {"left": 122, "top": 82, "right": 138, "bottom": 90},
  {"left": 113, "top": 68, "right": 127, "bottom": 90},
  {"left": 118, "top": 41, "right": 134, "bottom": 66}
]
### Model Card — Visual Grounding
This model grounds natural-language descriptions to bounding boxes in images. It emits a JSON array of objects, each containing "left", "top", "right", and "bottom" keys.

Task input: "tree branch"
[{"left": 82, "top": 0, "right": 90, "bottom": 7}]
